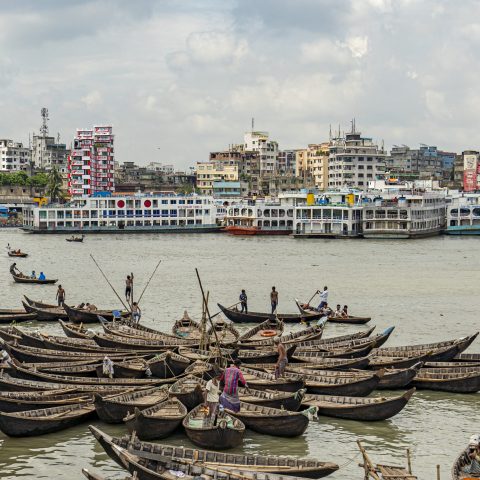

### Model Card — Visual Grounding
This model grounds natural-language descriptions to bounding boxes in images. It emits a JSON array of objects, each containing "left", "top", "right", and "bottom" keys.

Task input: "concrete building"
[
  {"left": 209, "top": 150, "right": 260, "bottom": 178},
  {"left": 388, "top": 145, "right": 450, "bottom": 179},
  {"left": 461, "top": 150, "right": 480, "bottom": 192},
  {"left": 32, "top": 135, "right": 70, "bottom": 173},
  {"left": 0, "top": 139, "right": 30, "bottom": 172},
  {"left": 278, "top": 150, "right": 297, "bottom": 175},
  {"left": 195, "top": 162, "right": 238, "bottom": 195},
  {"left": 244, "top": 130, "right": 278, "bottom": 175},
  {"left": 328, "top": 123, "right": 386, "bottom": 189},
  {"left": 212, "top": 181, "right": 248, "bottom": 198},
  {"left": 296, "top": 144, "right": 329, "bottom": 190},
  {"left": 67, "top": 125, "right": 114, "bottom": 197},
  {"left": 145, "top": 162, "right": 175, "bottom": 174}
]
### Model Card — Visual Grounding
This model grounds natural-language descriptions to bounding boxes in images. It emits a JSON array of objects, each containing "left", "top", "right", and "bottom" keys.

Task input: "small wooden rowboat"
[
  {"left": 302, "top": 388, "right": 415, "bottom": 421},
  {"left": 0, "top": 402, "right": 95, "bottom": 437},
  {"left": 413, "top": 368, "right": 480, "bottom": 393},
  {"left": 0, "top": 390, "right": 91, "bottom": 413},
  {"left": 239, "top": 317, "right": 285, "bottom": 342},
  {"left": 168, "top": 375, "right": 204, "bottom": 411},
  {"left": 218, "top": 303, "right": 322, "bottom": 324},
  {"left": 0, "top": 312, "right": 37, "bottom": 324},
  {"left": 59, "top": 320, "right": 91, "bottom": 339},
  {"left": 94, "top": 386, "right": 169, "bottom": 423},
  {"left": 8, "top": 251, "right": 28, "bottom": 257},
  {"left": 23, "top": 296, "right": 57, "bottom": 308},
  {"left": 23, "top": 301, "right": 68, "bottom": 321},
  {"left": 66, "top": 235, "right": 84, "bottom": 242},
  {"left": 226, "top": 401, "right": 310, "bottom": 437},
  {"left": 65, "top": 304, "right": 123, "bottom": 324},
  {"left": 124, "top": 398, "right": 187, "bottom": 440},
  {"left": 241, "top": 366, "right": 305, "bottom": 393},
  {"left": 89, "top": 425, "right": 340, "bottom": 478},
  {"left": 12, "top": 273, "right": 57, "bottom": 285},
  {"left": 295, "top": 300, "right": 371, "bottom": 324},
  {"left": 172, "top": 310, "right": 202, "bottom": 340},
  {"left": 82, "top": 468, "right": 132, "bottom": 480},
  {"left": 182, "top": 404, "right": 245, "bottom": 450},
  {"left": 208, "top": 319, "right": 240, "bottom": 345},
  {"left": 147, "top": 351, "right": 191, "bottom": 379},
  {"left": 377, "top": 363, "right": 424, "bottom": 389}
]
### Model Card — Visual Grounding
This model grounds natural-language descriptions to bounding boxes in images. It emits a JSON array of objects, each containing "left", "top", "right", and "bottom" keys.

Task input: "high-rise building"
[
  {"left": 32, "top": 135, "right": 70, "bottom": 173},
  {"left": 67, "top": 125, "right": 114, "bottom": 197},
  {"left": 0, "top": 139, "right": 31, "bottom": 172},
  {"left": 328, "top": 123, "right": 386, "bottom": 189},
  {"left": 244, "top": 130, "right": 278, "bottom": 175},
  {"left": 295, "top": 143, "right": 330, "bottom": 190}
]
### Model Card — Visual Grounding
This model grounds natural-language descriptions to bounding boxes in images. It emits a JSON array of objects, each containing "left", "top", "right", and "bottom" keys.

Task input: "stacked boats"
[{"left": 0, "top": 301, "right": 478, "bottom": 479}]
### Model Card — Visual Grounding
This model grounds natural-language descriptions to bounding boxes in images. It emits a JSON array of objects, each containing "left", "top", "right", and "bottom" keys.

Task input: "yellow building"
[
  {"left": 295, "top": 143, "right": 329, "bottom": 190},
  {"left": 195, "top": 162, "right": 239, "bottom": 195}
]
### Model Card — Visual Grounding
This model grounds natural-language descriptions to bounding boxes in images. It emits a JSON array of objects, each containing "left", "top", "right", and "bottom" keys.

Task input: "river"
[{"left": 0, "top": 229, "right": 479, "bottom": 479}]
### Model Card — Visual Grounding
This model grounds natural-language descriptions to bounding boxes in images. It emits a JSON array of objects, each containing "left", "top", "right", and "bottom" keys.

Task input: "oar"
[{"left": 306, "top": 290, "right": 319, "bottom": 305}]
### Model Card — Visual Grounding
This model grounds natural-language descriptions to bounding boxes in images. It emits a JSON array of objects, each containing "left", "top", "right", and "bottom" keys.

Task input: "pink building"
[{"left": 68, "top": 125, "right": 114, "bottom": 196}]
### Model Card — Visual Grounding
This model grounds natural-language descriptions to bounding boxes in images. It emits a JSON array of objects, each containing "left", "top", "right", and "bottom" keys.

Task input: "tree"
[{"left": 46, "top": 167, "right": 65, "bottom": 203}]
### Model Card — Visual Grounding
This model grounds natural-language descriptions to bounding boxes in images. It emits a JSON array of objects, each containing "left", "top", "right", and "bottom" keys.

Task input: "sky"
[{"left": 0, "top": 0, "right": 479, "bottom": 170}]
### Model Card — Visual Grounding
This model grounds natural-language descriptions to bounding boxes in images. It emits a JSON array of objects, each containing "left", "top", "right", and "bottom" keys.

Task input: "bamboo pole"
[
  {"left": 407, "top": 448, "right": 412, "bottom": 474},
  {"left": 136, "top": 260, "right": 162, "bottom": 305},
  {"left": 90, "top": 254, "right": 130, "bottom": 312},
  {"left": 436, "top": 464, "right": 440, "bottom": 480}
]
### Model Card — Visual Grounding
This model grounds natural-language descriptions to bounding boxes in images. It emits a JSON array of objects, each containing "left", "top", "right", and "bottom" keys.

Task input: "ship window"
[
  {"left": 170, "top": 210, "right": 177, "bottom": 216},
  {"left": 152, "top": 200, "right": 158, "bottom": 207},
  {"left": 162, "top": 200, "right": 168, "bottom": 204},
  {"left": 473, "top": 208, "right": 480, "bottom": 217},
  {"left": 187, "top": 200, "right": 194, "bottom": 204},
  {"left": 135, "top": 209, "right": 142, "bottom": 216},
  {"left": 162, "top": 210, "right": 168, "bottom": 216},
  {"left": 179, "top": 200, "right": 185, "bottom": 205},
  {"left": 152, "top": 209, "right": 160, "bottom": 216},
  {"left": 170, "top": 200, "right": 177, "bottom": 204},
  {"left": 460, "top": 208, "right": 470, "bottom": 216},
  {"left": 205, "top": 210, "right": 209, "bottom": 214}
]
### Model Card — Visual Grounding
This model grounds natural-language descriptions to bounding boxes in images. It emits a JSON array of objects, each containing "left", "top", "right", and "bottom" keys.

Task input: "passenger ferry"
[
  {"left": 22, "top": 193, "right": 220, "bottom": 234},
  {"left": 293, "top": 191, "right": 364, "bottom": 238},
  {"left": 224, "top": 200, "right": 294, "bottom": 235},
  {"left": 362, "top": 192, "right": 446, "bottom": 239},
  {"left": 445, "top": 193, "right": 480, "bottom": 235}
]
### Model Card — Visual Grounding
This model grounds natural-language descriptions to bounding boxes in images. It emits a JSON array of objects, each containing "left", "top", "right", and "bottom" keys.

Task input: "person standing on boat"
[
  {"left": 317, "top": 286, "right": 328, "bottom": 310},
  {"left": 125, "top": 274, "right": 134, "bottom": 302},
  {"left": 219, "top": 359, "right": 248, "bottom": 413},
  {"left": 239, "top": 289, "right": 248, "bottom": 313},
  {"left": 102, "top": 356, "right": 114, "bottom": 378},
  {"left": 274, "top": 337, "right": 287, "bottom": 379},
  {"left": 270, "top": 286, "right": 279, "bottom": 314},
  {"left": 56, "top": 285, "right": 66, "bottom": 306},
  {"left": 204, "top": 373, "right": 221, "bottom": 419},
  {"left": 132, "top": 302, "right": 141, "bottom": 324},
  {"left": 9, "top": 263, "right": 20, "bottom": 275}
]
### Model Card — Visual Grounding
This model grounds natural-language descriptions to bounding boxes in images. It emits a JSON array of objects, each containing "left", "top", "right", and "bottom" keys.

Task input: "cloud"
[
  {"left": 81, "top": 91, "right": 102, "bottom": 109},
  {"left": 343, "top": 36, "right": 369, "bottom": 58}
]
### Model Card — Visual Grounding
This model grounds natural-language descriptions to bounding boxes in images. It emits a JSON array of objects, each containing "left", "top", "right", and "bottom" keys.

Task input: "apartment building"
[
  {"left": 32, "top": 135, "right": 70, "bottom": 173},
  {"left": 0, "top": 139, "right": 30, "bottom": 172},
  {"left": 295, "top": 143, "right": 329, "bottom": 190},
  {"left": 195, "top": 162, "right": 238, "bottom": 195},
  {"left": 244, "top": 130, "right": 278, "bottom": 175}
]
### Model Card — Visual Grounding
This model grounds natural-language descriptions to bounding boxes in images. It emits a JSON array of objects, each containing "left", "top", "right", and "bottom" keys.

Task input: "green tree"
[
  {"left": 46, "top": 167, "right": 65, "bottom": 202},
  {"left": 27, "top": 173, "right": 49, "bottom": 187}
]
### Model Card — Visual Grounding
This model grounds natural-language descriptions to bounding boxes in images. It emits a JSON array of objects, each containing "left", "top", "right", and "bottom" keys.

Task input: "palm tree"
[{"left": 46, "top": 167, "right": 64, "bottom": 203}]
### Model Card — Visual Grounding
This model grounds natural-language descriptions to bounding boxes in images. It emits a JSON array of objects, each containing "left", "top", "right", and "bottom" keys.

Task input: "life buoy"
[{"left": 260, "top": 330, "right": 277, "bottom": 337}]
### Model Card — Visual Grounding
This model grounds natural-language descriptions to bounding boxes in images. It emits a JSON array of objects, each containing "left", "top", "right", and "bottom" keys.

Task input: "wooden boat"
[
  {"left": 292, "top": 342, "right": 375, "bottom": 361},
  {"left": 10, "top": 364, "right": 166, "bottom": 387},
  {"left": 239, "top": 317, "right": 285, "bottom": 342},
  {"left": 184, "top": 360, "right": 217, "bottom": 380},
  {"left": 239, "top": 323, "right": 325, "bottom": 349},
  {"left": 12, "top": 273, "right": 57, "bottom": 284},
  {"left": 183, "top": 403, "right": 245, "bottom": 449},
  {"left": 222, "top": 345, "right": 297, "bottom": 365},
  {"left": 101, "top": 322, "right": 180, "bottom": 342},
  {"left": 369, "top": 352, "right": 432, "bottom": 370},
  {"left": 0, "top": 326, "right": 22, "bottom": 343},
  {"left": 0, "top": 312, "right": 37, "bottom": 324},
  {"left": 22, "top": 301, "right": 68, "bottom": 321},
  {"left": 23, "top": 295, "right": 57, "bottom": 308},
  {"left": 425, "top": 361, "right": 480, "bottom": 368},
  {"left": 0, "top": 390, "right": 91, "bottom": 413},
  {"left": 95, "top": 358, "right": 148, "bottom": 379},
  {"left": 358, "top": 440, "right": 417, "bottom": 479},
  {"left": 452, "top": 444, "right": 478, "bottom": 480},
  {"left": 93, "top": 332, "right": 192, "bottom": 350},
  {"left": 39, "top": 363, "right": 99, "bottom": 377},
  {"left": 147, "top": 351, "right": 191, "bottom": 379},
  {"left": 66, "top": 235, "right": 85, "bottom": 242},
  {"left": 208, "top": 319, "right": 240, "bottom": 345},
  {"left": 218, "top": 303, "right": 322, "bottom": 324},
  {"left": 59, "top": 320, "right": 91, "bottom": 339},
  {"left": 377, "top": 363, "right": 424, "bottom": 389},
  {"left": 226, "top": 401, "right": 309, "bottom": 437},
  {"left": 94, "top": 386, "right": 169, "bottom": 423},
  {"left": 454, "top": 353, "right": 480, "bottom": 363},
  {"left": 82, "top": 468, "right": 133, "bottom": 480},
  {"left": 168, "top": 375, "right": 204, "bottom": 410},
  {"left": 302, "top": 388, "right": 415, "bottom": 421},
  {"left": 295, "top": 301, "right": 371, "bottom": 324},
  {"left": 172, "top": 310, "right": 202, "bottom": 340},
  {"left": 241, "top": 366, "right": 305, "bottom": 392},
  {"left": 8, "top": 251, "right": 28, "bottom": 257},
  {"left": 0, "top": 402, "right": 95, "bottom": 437},
  {"left": 89, "top": 425, "right": 339, "bottom": 478},
  {"left": 413, "top": 369, "right": 480, "bottom": 393},
  {"left": 177, "top": 347, "right": 221, "bottom": 363},
  {"left": 64, "top": 304, "right": 121, "bottom": 323},
  {"left": 124, "top": 398, "right": 187, "bottom": 440},
  {"left": 373, "top": 333, "right": 478, "bottom": 362},
  {"left": 289, "top": 356, "right": 371, "bottom": 370}
]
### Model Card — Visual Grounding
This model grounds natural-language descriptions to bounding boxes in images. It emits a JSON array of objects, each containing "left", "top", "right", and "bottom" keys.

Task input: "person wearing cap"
[
  {"left": 219, "top": 359, "right": 247, "bottom": 413},
  {"left": 274, "top": 337, "right": 287, "bottom": 379},
  {"left": 466, "top": 435, "right": 480, "bottom": 475}
]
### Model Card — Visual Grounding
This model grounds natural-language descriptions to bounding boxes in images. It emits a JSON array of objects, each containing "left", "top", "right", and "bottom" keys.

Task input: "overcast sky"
[{"left": 0, "top": 0, "right": 478, "bottom": 169}]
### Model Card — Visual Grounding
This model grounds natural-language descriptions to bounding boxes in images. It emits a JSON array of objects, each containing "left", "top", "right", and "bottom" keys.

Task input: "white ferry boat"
[
  {"left": 362, "top": 192, "right": 446, "bottom": 239},
  {"left": 224, "top": 199, "right": 294, "bottom": 235},
  {"left": 293, "top": 191, "right": 365, "bottom": 238},
  {"left": 22, "top": 193, "right": 220, "bottom": 234},
  {"left": 445, "top": 193, "right": 480, "bottom": 235}
]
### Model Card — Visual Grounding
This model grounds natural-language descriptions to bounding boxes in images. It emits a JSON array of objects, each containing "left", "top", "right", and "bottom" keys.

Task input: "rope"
[{"left": 337, "top": 450, "right": 362, "bottom": 469}]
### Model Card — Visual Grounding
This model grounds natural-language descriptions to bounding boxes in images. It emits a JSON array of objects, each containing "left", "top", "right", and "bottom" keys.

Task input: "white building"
[
  {"left": 0, "top": 139, "right": 31, "bottom": 172},
  {"left": 146, "top": 162, "right": 175, "bottom": 174},
  {"left": 328, "top": 123, "right": 386, "bottom": 189},
  {"left": 32, "top": 135, "right": 70, "bottom": 173},
  {"left": 244, "top": 130, "right": 279, "bottom": 175}
]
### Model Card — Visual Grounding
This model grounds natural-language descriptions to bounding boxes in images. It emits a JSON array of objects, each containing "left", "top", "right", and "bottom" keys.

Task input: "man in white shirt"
[
  {"left": 317, "top": 286, "right": 329, "bottom": 310},
  {"left": 205, "top": 374, "right": 221, "bottom": 420}
]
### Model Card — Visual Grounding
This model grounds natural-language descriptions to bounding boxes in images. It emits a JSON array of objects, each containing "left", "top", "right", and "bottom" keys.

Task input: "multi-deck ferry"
[{"left": 22, "top": 193, "right": 220, "bottom": 234}]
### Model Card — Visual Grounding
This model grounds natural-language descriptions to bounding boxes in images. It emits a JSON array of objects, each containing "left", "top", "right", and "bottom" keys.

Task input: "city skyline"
[{"left": 1, "top": 0, "right": 479, "bottom": 168}]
